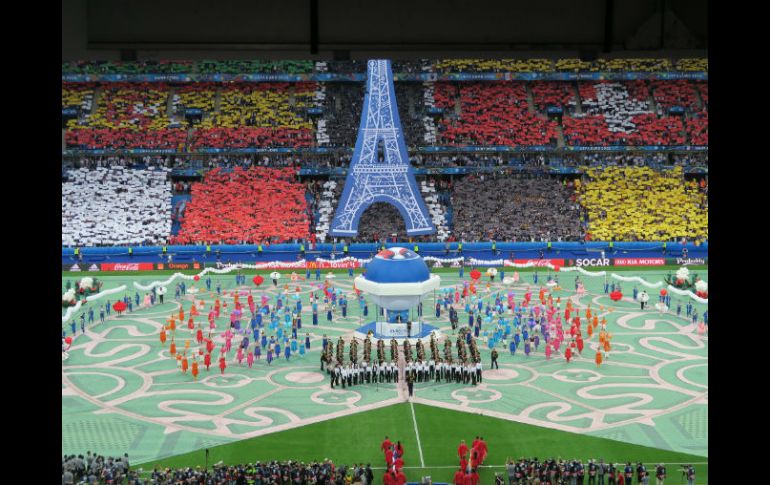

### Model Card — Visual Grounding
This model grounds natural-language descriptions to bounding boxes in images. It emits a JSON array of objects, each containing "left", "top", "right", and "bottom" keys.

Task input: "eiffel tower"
[{"left": 329, "top": 59, "right": 435, "bottom": 237}]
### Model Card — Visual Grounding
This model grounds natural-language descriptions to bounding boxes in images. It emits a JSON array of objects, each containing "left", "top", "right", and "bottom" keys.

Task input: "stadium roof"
[{"left": 63, "top": 0, "right": 706, "bottom": 61}]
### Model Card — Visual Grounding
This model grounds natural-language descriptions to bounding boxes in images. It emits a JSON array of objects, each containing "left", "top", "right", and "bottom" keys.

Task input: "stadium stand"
[
  {"left": 650, "top": 80, "right": 701, "bottom": 113},
  {"left": 61, "top": 83, "right": 95, "bottom": 111},
  {"left": 61, "top": 167, "right": 172, "bottom": 246},
  {"left": 433, "top": 82, "right": 559, "bottom": 146},
  {"left": 687, "top": 110, "right": 708, "bottom": 145},
  {"left": 675, "top": 57, "right": 708, "bottom": 71},
  {"left": 320, "top": 82, "right": 364, "bottom": 148},
  {"left": 171, "top": 167, "right": 310, "bottom": 244},
  {"left": 169, "top": 82, "right": 217, "bottom": 119},
  {"left": 433, "top": 58, "right": 554, "bottom": 72},
  {"left": 529, "top": 81, "right": 577, "bottom": 113},
  {"left": 420, "top": 179, "right": 450, "bottom": 241},
  {"left": 576, "top": 166, "right": 708, "bottom": 241},
  {"left": 62, "top": 60, "right": 194, "bottom": 74},
  {"left": 451, "top": 174, "right": 584, "bottom": 242},
  {"left": 62, "top": 58, "right": 707, "bottom": 76},
  {"left": 595, "top": 58, "right": 672, "bottom": 71},
  {"left": 356, "top": 203, "right": 409, "bottom": 242},
  {"left": 65, "top": 82, "right": 189, "bottom": 149},
  {"left": 310, "top": 179, "right": 342, "bottom": 243},
  {"left": 190, "top": 83, "right": 316, "bottom": 148}
]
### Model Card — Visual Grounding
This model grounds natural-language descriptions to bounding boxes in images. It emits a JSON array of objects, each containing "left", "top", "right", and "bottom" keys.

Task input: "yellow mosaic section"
[
  {"left": 201, "top": 84, "right": 314, "bottom": 130},
  {"left": 433, "top": 59, "right": 553, "bottom": 72},
  {"left": 62, "top": 84, "right": 94, "bottom": 108},
  {"left": 68, "top": 85, "right": 172, "bottom": 131},
  {"left": 577, "top": 166, "right": 708, "bottom": 241}
]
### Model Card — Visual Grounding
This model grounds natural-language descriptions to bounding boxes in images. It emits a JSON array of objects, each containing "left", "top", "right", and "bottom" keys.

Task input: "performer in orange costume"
[
  {"left": 159, "top": 328, "right": 167, "bottom": 346},
  {"left": 191, "top": 359, "right": 199, "bottom": 380}
]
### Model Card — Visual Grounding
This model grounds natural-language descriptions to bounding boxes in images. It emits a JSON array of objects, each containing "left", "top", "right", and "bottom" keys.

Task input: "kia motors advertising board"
[
  {"left": 100, "top": 263, "right": 155, "bottom": 271},
  {"left": 612, "top": 258, "right": 666, "bottom": 267}
]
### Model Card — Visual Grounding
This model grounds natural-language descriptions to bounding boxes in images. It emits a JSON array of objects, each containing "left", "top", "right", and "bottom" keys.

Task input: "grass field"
[
  {"left": 140, "top": 403, "right": 708, "bottom": 484},
  {"left": 63, "top": 265, "right": 708, "bottom": 483}
]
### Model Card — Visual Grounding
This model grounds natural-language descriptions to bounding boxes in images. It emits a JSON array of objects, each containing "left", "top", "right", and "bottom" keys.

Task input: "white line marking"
[{"left": 410, "top": 401, "right": 425, "bottom": 467}]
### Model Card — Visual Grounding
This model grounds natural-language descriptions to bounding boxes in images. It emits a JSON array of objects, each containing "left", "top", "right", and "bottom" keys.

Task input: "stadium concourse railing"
[{"left": 62, "top": 242, "right": 708, "bottom": 267}]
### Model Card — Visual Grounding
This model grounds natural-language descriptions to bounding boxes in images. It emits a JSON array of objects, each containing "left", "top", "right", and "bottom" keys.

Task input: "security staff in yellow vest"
[
  {"left": 128, "top": 247, "right": 133, "bottom": 257},
  {"left": 491, "top": 240, "right": 497, "bottom": 254},
  {"left": 206, "top": 244, "right": 211, "bottom": 253},
  {"left": 608, "top": 241, "right": 614, "bottom": 253},
  {"left": 547, "top": 241, "right": 552, "bottom": 252},
  {"left": 162, "top": 245, "right": 167, "bottom": 254},
  {"left": 343, "top": 244, "right": 349, "bottom": 255},
  {"left": 74, "top": 247, "right": 81, "bottom": 261},
  {"left": 458, "top": 242, "right": 463, "bottom": 254},
  {"left": 258, "top": 244, "right": 263, "bottom": 255},
  {"left": 300, "top": 243, "right": 305, "bottom": 257},
  {"left": 413, "top": 244, "right": 419, "bottom": 253}
]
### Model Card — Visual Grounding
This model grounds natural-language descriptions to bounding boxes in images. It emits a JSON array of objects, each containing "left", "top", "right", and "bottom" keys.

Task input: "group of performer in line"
[{"left": 323, "top": 330, "right": 484, "bottom": 388}]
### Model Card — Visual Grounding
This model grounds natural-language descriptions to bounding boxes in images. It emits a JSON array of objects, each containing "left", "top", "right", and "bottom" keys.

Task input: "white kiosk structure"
[{"left": 354, "top": 247, "right": 440, "bottom": 339}]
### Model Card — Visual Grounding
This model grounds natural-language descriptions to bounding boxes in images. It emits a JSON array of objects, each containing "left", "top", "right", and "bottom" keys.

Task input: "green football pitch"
[
  {"left": 62, "top": 266, "right": 708, "bottom": 482},
  {"left": 139, "top": 403, "right": 708, "bottom": 484}
]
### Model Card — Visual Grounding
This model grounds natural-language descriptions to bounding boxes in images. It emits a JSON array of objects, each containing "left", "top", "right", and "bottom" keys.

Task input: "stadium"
[{"left": 62, "top": 2, "right": 708, "bottom": 484}]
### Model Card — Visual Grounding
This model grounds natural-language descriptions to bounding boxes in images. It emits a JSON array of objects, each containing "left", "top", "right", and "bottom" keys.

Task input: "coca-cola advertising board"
[{"left": 100, "top": 263, "right": 155, "bottom": 271}]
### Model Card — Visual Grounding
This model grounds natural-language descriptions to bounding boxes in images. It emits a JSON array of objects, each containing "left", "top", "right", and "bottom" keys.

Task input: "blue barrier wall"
[{"left": 62, "top": 242, "right": 708, "bottom": 265}]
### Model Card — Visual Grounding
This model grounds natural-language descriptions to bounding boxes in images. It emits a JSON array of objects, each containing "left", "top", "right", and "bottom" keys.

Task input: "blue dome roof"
[{"left": 364, "top": 247, "right": 431, "bottom": 284}]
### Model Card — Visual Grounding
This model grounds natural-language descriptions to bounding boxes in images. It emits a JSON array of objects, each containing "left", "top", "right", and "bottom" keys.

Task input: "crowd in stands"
[
  {"left": 529, "top": 81, "right": 577, "bottom": 113},
  {"left": 562, "top": 80, "right": 695, "bottom": 146},
  {"left": 687, "top": 111, "right": 708, "bottom": 145},
  {"left": 190, "top": 83, "right": 317, "bottom": 149},
  {"left": 308, "top": 179, "right": 342, "bottom": 242},
  {"left": 433, "top": 59, "right": 554, "bottom": 73},
  {"left": 171, "top": 167, "right": 310, "bottom": 245},
  {"left": 170, "top": 83, "right": 217, "bottom": 119},
  {"left": 61, "top": 79, "right": 707, "bottom": 150},
  {"left": 63, "top": 58, "right": 707, "bottom": 76},
  {"left": 62, "top": 166, "right": 172, "bottom": 246},
  {"left": 451, "top": 173, "right": 585, "bottom": 242},
  {"left": 319, "top": 82, "right": 364, "bottom": 147},
  {"left": 62, "top": 83, "right": 95, "bottom": 111},
  {"left": 577, "top": 166, "right": 708, "bottom": 241},
  {"left": 61, "top": 156, "right": 708, "bottom": 247},
  {"left": 65, "top": 82, "right": 189, "bottom": 150},
  {"left": 64, "top": 151, "right": 708, "bottom": 174},
  {"left": 433, "top": 82, "right": 559, "bottom": 146}
]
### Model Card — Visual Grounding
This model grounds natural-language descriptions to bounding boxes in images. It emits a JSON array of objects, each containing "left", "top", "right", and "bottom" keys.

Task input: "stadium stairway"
[
  {"left": 170, "top": 194, "right": 191, "bottom": 236},
  {"left": 420, "top": 180, "right": 450, "bottom": 241},
  {"left": 572, "top": 83, "right": 583, "bottom": 114}
]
